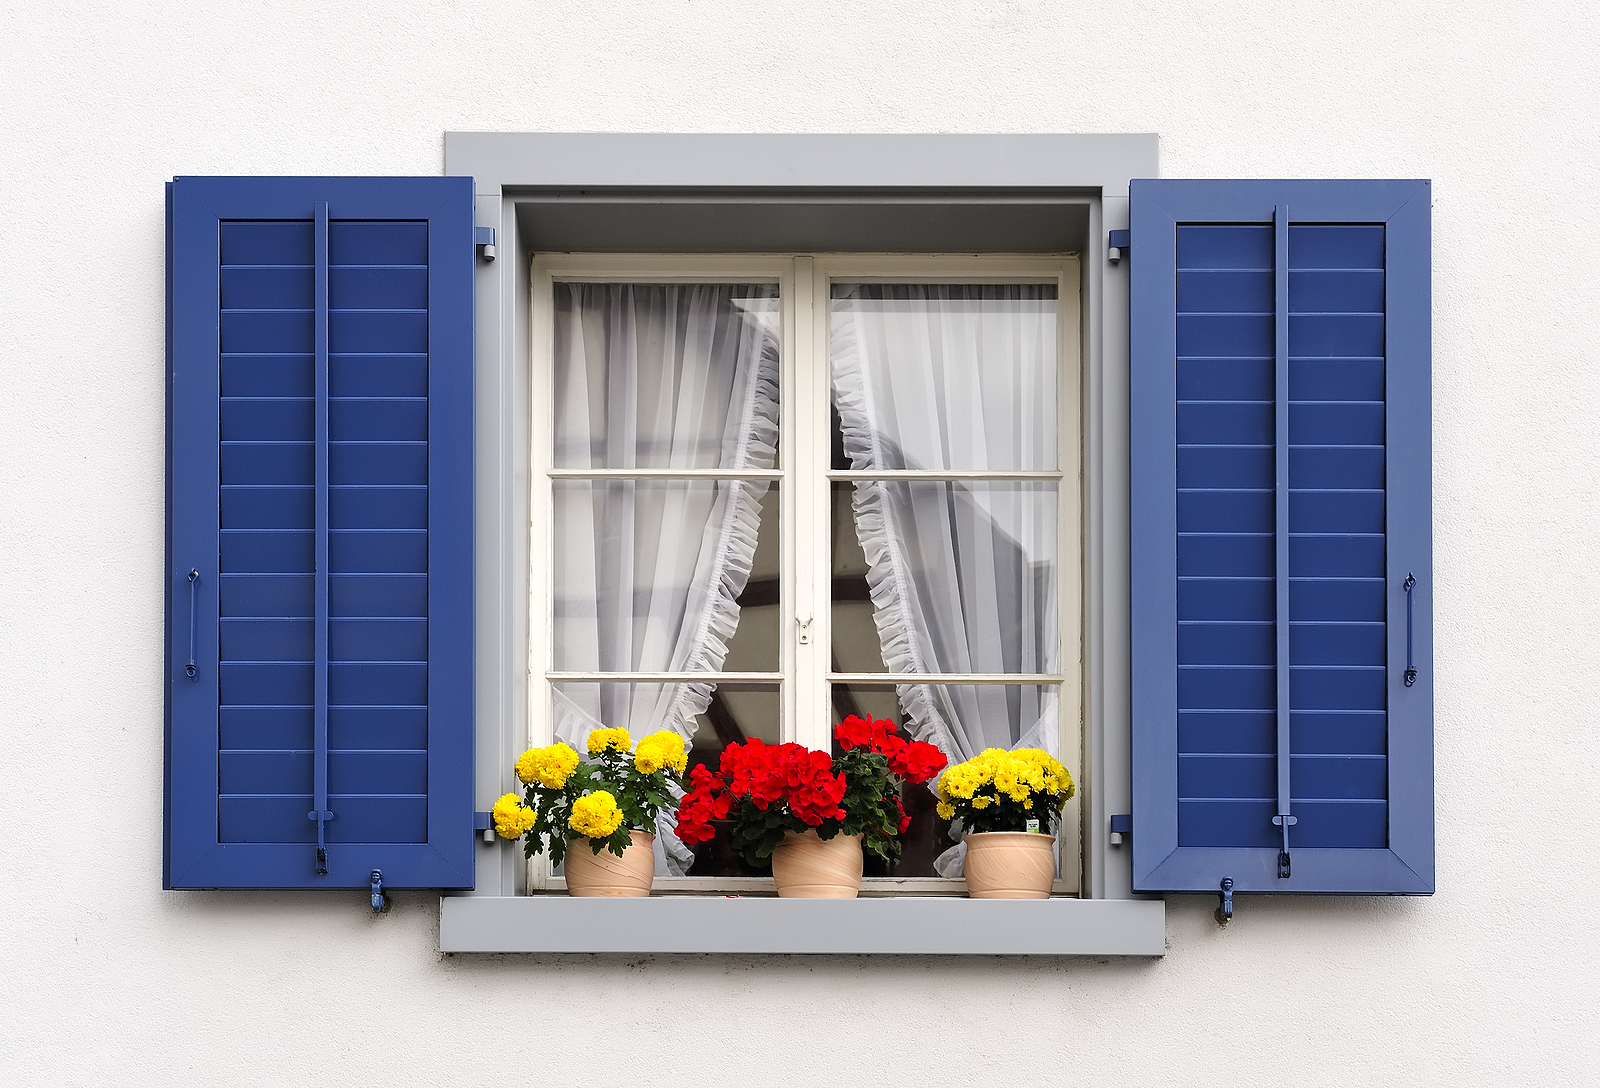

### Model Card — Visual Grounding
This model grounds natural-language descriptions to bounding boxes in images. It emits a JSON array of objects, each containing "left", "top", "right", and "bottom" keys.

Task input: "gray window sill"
[{"left": 438, "top": 895, "right": 1166, "bottom": 955}]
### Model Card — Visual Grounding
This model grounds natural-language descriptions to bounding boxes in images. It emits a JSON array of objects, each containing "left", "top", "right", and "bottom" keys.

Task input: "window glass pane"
[
  {"left": 549, "top": 683, "right": 779, "bottom": 879},
  {"left": 682, "top": 680, "right": 785, "bottom": 877},
  {"left": 830, "top": 683, "right": 1068, "bottom": 878},
  {"left": 830, "top": 479, "right": 1058, "bottom": 675},
  {"left": 553, "top": 282, "right": 780, "bottom": 469},
  {"left": 550, "top": 683, "right": 779, "bottom": 756},
  {"left": 553, "top": 480, "right": 778, "bottom": 673},
  {"left": 830, "top": 283, "right": 1056, "bottom": 471}
]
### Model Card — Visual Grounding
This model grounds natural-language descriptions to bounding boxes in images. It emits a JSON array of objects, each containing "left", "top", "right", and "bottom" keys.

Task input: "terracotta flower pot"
[
  {"left": 963, "top": 831, "right": 1056, "bottom": 899},
  {"left": 770, "top": 830, "right": 864, "bottom": 898},
  {"left": 563, "top": 830, "right": 656, "bottom": 897}
]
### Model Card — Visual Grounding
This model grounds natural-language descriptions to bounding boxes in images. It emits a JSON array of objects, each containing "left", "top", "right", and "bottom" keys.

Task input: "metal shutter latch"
[{"left": 1216, "top": 878, "right": 1234, "bottom": 925}]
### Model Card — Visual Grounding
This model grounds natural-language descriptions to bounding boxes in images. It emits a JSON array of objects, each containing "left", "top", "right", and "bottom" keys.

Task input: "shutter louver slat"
[
  {"left": 1131, "top": 179, "right": 1432, "bottom": 896},
  {"left": 166, "top": 177, "right": 475, "bottom": 890}
]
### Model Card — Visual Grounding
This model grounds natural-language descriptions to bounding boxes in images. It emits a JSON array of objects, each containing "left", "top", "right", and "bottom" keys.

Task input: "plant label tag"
[{"left": 1026, "top": 818, "right": 1041, "bottom": 834}]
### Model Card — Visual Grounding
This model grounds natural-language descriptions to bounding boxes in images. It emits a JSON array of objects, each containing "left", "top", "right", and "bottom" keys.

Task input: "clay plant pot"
[
  {"left": 963, "top": 831, "right": 1057, "bottom": 899},
  {"left": 563, "top": 830, "right": 656, "bottom": 897},
  {"left": 770, "top": 830, "right": 864, "bottom": 898}
]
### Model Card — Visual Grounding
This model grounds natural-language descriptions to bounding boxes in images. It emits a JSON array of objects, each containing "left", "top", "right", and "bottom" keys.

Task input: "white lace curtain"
[
  {"left": 830, "top": 284, "right": 1061, "bottom": 872},
  {"left": 551, "top": 282, "right": 779, "bottom": 872}
]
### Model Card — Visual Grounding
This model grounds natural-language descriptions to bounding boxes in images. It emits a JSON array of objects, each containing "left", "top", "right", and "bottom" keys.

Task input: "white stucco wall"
[{"left": 3, "top": 0, "right": 1598, "bottom": 1083}]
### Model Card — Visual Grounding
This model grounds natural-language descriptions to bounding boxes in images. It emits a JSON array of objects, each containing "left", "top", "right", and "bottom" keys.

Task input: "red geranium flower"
[
  {"left": 888, "top": 739, "right": 947, "bottom": 784},
  {"left": 675, "top": 723, "right": 951, "bottom": 868},
  {"left": 674, "top": 766, "right": 728, "bottom": 845},
  {"left": 835, "top": 714, "right": 874, "bottom": 751}
]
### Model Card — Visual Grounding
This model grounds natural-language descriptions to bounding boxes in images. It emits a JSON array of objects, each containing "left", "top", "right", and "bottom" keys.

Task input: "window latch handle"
[{"left": 796, "top": 614, "right": 813, "bottom": 645}]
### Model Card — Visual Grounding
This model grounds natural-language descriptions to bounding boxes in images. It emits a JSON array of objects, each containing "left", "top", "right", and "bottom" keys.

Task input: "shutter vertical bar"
[
  {"left": 1272, "top": 203, "right": 1295, "bottom": 877},
  {"left": 311, "top": 200, "right": 331, "bottom": 876}
]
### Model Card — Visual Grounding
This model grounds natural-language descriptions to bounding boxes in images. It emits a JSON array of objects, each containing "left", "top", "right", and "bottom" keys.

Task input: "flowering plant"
[
  {"left": 492, "top": 727, "right": 688, "bottom": 867},
  {"left": 935, "top": 748, "right": 1075, "bottom": 835},
  {"left": 674, "top": 715, "right": 948, "bottom": 868}
]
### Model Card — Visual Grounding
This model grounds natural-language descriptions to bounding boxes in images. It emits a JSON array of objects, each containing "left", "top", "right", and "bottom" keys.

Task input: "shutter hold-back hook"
[{"left": 1215, "top": 878, "right": 1234, "bottom": 925}]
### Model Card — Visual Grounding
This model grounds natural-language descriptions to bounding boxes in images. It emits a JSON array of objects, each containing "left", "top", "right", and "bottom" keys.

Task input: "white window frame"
[
  {"left": 439, "top": 132, "right": 1168, "bottom": 954},
  {"left": 526, "top": 253, "right": 1083, "bottom": 896}
]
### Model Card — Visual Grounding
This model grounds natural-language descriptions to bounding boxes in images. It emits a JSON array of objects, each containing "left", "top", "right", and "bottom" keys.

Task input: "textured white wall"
[{"left": 3, "top": 0, "right": 1597, "bottom": 1083}]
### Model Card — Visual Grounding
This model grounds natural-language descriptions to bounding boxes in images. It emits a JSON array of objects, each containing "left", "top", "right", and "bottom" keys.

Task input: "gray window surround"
[{"left": 441, "top": 132, "right": 1164, "bottom": 955}]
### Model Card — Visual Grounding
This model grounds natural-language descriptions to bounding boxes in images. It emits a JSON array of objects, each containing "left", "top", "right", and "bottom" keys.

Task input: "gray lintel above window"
[
  {"left": 439, "top": 896, "right": 1167, "bottom": 956},
  {"left": 445, "top": 132, "right": 1157, "bottom": 253},
  {"left": 445, "top": 131, "right": 1159, "bottom": 196}
]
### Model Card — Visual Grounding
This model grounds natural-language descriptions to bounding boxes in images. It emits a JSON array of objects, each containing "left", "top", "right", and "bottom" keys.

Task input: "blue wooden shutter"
[
  {"left": 166, "top": 177, "right": 475, "bottom": 889},
  {"left": 1130, "top": 180, "right": 1432, "bottom": 894}
]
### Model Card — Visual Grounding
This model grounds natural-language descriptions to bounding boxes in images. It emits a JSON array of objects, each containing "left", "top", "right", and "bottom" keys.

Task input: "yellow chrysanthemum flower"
[
  {"left": 569, "top": 790, "right": 625, "bottom": 839},
  {"left": 491, "top": 792, "right": 537, "bottom": 839},
  {"left": 634, "top": 730, "right": 687, "bottom": 775},
  {"left": 586, "top": 727, "right": 633, "bottom": 756},
  {"left": 1009, "top": 748, "right": 1075, "bottom": 804},
  {"left": 935, "top": 800, "right": 955, "bottom": 821},
  {"left": 936, "top": 747, "right": 1077, "bottom": 820},
  {"left": 940, "top": 763, "right": 982, "bottom": 800},
  {"left": 993, "top": 767, "right": 1025, "bottom": 802},
  {"left": 515, "top": 743, "right": 580, "bottom": 788}
]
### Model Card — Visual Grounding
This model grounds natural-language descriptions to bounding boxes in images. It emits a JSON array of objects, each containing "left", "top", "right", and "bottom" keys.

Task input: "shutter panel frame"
[
  {"left": 165, "top": 176, "right": 476, "bottom": 890},
  {"left": 1130, "top": 179, "right": 1433, "bottom": 895}
]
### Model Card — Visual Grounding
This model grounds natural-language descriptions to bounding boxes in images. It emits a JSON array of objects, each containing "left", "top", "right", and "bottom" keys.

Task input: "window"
[
  {"left": 526, "top": 255, "right": 1083, "bottom": 895},
  {"left": 167, "top": 138, "right": 1429, "bottom": 954}
]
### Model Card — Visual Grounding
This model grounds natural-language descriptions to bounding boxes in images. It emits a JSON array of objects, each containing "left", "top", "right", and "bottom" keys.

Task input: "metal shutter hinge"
[
  {"left": 1215, "top": 878, "right": 1234, "bottom": 925},
  {"left": 475, "top": 810, "right": 495, "bottom": 844},
  {"left": 475, "top": 226, "right": 497, "bottom": 262},
  {"left": 1109, "top": 813, "right": 1132, "bottom": 846},
  {"left": 1108, "top": 229, "right": 1130, "bottom": 264},
  {"left": 370, "top": 870, "right": 388, "bottom": 912}
]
